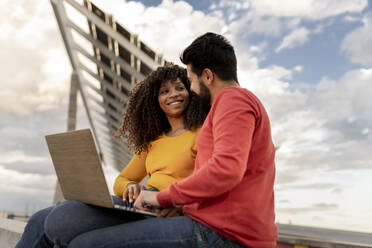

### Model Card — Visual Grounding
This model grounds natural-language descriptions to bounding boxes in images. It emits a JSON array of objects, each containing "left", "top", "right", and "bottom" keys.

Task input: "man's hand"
[
  {"left": 134, "top": 190, "right": 161, "bottom": 211},
  {"left": 123, "top": 183, "right": 144, "bottom": 203},
  {"left": 156, "top": 206, "right": 183, "bottom": 218}
]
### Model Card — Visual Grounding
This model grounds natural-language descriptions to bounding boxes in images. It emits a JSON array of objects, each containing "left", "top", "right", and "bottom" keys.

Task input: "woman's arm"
[{"left": 113, "top": 151, "right": 147, "bottom": 197}]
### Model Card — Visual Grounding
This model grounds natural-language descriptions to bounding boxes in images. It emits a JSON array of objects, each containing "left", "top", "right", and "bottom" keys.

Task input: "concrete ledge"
[
  {"left": 278, "top": 223, "right": 372, "bottom": 248},
  {"left": 1, "top": 218, "right": 372, "bottom": 248},
  {"left": 0, "top": 218, "right": 26, "bottom": 248}
]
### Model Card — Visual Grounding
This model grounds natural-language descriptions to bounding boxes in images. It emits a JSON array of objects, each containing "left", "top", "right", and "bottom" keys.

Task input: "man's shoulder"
[{"left": 215, "top": 87, "right": 261, "bottom": 109}]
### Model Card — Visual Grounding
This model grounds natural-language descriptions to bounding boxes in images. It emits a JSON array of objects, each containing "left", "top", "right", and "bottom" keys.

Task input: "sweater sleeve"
[
  {"left": 190, "top": 127, "right": 201, "bottom": 160},
  {"left": 158, "top": 90, "right": 256, "bottom": 207},
  {"left": 113, "top": 151, "right": 147, "bottom": 197}
]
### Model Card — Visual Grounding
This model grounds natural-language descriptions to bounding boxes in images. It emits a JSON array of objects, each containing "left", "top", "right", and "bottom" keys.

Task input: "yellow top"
[{"left": 113, "top": 128, "right": 200, "bottom": 197}]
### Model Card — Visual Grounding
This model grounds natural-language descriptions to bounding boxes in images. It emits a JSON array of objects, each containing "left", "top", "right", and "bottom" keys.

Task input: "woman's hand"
[{"left": 123, "top": 183, "right": 144, "bottom": 203}]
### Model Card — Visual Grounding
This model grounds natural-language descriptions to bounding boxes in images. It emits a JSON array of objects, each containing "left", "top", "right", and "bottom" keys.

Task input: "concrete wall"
[{"left": 0, "top": 218, "right": 26, "bottom": 248}]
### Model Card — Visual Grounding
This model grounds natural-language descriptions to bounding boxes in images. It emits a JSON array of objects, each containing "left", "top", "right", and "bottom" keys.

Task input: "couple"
[{"left": 17, "top": 32, "right": 277, "bottom": 248}]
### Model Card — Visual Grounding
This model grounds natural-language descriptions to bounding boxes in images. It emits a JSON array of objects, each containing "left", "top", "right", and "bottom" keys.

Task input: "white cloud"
[
  {"left": 0, "top": 0, "right": 54, "bottom": 45},
  {"left": 0, "top": 166, "right": 55, "bottom": 192},
  {"left": 210, "top": 0, "right": 366, "bottom": 40},
  {"left": 306, "top": 68, "right": 370, "bottom": 123},
  {"left": 285, "top": 18, "right": 301, "bottom": 30},
  {"left": 362, "top": 128, "right": 370, "bottom": 135},
  {"left": 313, "top": 19, "right": 334, "bottom": 34},
  {"left": 0, "top": 39, "right": 70, "bottom": 115},
  {"left": 229, "top": 12, "right": 283, "bottom": 37},
  {"left": 276, "top": 170, "right": 372, "bottom": 232},
  {"left": 239, "top": 65, "right": 292, "bottom": 95},
  {"left": 0, "top": 165, "right": 56, "bottom": 212},
  {"left": 341, "top": 12, "right": 372, "bottom": 67},
  {"left": 237, "top": 63, "right": 308, "bottom": 127},
  {"left": 249, "top": 42, "right": 267, "bottom": 54},
  {"left": 0, "top": 0, "right": 70, "bottom": 116},
  {"left": 344, "top": 15, "right": 362, "bottom": 22},
  {"left": 0, "top": 151, "right": 48, "bottom": 164},
  {"left": 210, "top": 0, "right": 367, "bottom": 20},
  {"left": 273, "top": 68, "right": 372, "bottom": 184},
  {"left": 293, "top": 65, "right": 304, "bottom": 73},
  {"left": 276, "top": 27, "right": 310, "bottom": 52},
  {"left": 209, "top": 0, "right": 250, "bottom": 12},
  {"left": 250, "top": 0, "right": 368, "bottom": 20}
]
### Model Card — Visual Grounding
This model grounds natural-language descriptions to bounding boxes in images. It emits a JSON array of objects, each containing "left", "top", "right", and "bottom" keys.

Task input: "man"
[
  {"left": 68, "top": 32, "right": 277, "bottom": 248},
  {"left": 135, "top": 32, "right": 277, "bottom": 247}
]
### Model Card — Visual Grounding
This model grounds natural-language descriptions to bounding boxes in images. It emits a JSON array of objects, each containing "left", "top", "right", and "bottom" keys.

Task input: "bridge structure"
[{"left": 50, "top": 0, "right": 166, "bottom": 201}]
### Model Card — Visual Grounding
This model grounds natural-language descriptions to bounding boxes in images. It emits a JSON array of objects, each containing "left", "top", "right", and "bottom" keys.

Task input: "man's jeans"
[{"left": 16, "top": 196, "right": 245, "bottom": 248}]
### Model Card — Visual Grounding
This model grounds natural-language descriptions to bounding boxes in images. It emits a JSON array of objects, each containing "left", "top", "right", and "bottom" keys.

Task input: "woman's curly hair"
[{"left": 116, "top": 63, "right": 210, "bottom": 154}]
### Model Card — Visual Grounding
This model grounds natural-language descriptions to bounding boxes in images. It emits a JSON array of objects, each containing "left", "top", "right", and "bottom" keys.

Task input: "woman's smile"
[{"left": 158, "top": 79, "right": 189, "bottom": 118}]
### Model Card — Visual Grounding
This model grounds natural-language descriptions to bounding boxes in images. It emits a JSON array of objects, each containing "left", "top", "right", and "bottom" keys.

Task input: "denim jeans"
[
  {"left": 16, "top": 194, "right": 245, "bottom": 248},
  {"left": 68, "top": 216, "right": 245, "bottom": 248},
  {"left": 15, "top": 206, "right": 54, "bottom": 248},
  {"left": 15, "top": 196, "right": 146, "bottom": 248},
  {"left": 47, "top": 198, "right": 148, "bottom": 247}
]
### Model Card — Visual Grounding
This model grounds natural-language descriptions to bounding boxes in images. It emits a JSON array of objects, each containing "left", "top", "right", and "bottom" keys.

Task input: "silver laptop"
[{"left": 45, "top": 128, "right": 156, "bottom": 217}]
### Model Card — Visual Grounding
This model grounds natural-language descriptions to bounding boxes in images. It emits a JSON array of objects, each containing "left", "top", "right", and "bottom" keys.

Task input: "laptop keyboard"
[{"left": 112, "top": 195, "right": 157, "bottom": 216}]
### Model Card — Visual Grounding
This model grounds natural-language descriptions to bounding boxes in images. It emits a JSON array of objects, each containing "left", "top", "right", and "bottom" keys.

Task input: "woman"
[{"left": 15, "top": 64, "right": 209, "bottom": 248}]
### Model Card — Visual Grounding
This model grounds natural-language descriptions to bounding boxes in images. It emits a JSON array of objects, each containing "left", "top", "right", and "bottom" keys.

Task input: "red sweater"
[{"left": 158, "top": 87, "right": 277, "bottom": 247}]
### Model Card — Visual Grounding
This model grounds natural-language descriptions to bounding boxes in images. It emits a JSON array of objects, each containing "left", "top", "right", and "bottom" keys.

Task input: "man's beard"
[
  {"left": 198, "top": 79, "right": 211, "bottom": 105},
  {"left": 194, "top": 78, "right": 212, "bottom": 117}
]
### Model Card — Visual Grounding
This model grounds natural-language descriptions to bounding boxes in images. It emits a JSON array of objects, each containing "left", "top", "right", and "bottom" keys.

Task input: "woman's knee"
[
  {"left": 44, "top": 199, "right": 135, "bottom": 246},
  {"left": 23, "top": 207, "right": 53, "bottom": 235},
  {"left": 26, "top": 206, "right": 53, "bottom": 230},
  {"left": 15, "top": 207, "right": 54, "bottom": 248},
  {"left": 44, "top": 200, "right": 87, "bottom": 244}
]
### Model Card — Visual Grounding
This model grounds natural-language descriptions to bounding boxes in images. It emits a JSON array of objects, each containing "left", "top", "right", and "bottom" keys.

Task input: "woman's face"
[{"left": 158, "top": 78, "right": 190, "bottom": 119}]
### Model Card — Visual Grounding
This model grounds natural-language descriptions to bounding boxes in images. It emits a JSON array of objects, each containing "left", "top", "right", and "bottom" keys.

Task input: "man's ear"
[{"left": 202, "top": 68, "right": 214, "bottom": 86}]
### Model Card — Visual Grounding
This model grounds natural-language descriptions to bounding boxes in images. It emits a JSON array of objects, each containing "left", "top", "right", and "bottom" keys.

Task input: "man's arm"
[{"left": 158, "top": 91, "right": 257, "bottom": 208}]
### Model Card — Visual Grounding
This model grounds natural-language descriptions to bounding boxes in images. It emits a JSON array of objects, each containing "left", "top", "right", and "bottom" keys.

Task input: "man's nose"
[{"left": 190, "top": 83, "right": 198, "bottom": 94}]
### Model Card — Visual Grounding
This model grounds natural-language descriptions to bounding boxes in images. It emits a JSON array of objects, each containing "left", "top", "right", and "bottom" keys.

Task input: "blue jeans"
[
  {"left": 15, "top": 206, "right": 55, "bottom": 248},
  {"left": 45, "top": 197, "right": 147, "bottom": 247},
  {"left": 16, "top": 196, "right": 245, "bottom": 247},
  {"left": 68, "top": 215, "right": 245, "bottom": 248},
  {"left": 15, "top": 197, "right": 146, "bottom": 248}
]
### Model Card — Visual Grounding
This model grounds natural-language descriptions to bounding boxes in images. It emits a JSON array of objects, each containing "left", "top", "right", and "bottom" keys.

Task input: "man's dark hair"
[{"left": 180, "top": 32, "right": 238, "bottom": 82}]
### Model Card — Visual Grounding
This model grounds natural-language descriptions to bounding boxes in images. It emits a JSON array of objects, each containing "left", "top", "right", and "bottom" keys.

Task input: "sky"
[{"left": 0, "top": 0, "right": 371, "bottom": 233}]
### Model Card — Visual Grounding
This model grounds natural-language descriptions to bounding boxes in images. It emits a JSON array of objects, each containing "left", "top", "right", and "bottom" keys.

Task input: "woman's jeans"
[
  {"left": 16, "top": 196, "right": 146, "bottom": 248},
  {"left": 16, "top": 196, "right": 245, "bottom": 247},
  {"left": 15, "top": 206, "right": 54, "bottom": 248}
]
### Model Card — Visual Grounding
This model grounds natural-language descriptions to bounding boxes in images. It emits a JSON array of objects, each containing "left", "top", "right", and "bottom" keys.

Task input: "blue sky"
[
  {"left": 134, "top": 0, "right": 370, "bottom": 83},
  {"left": 0, "top": 0, "right": 371, "bottom": 233}
]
